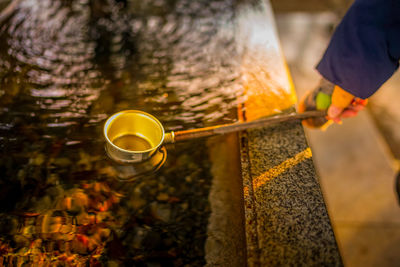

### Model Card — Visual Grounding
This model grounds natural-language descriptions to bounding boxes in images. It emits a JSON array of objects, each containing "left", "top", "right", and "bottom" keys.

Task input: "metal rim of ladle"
[{"left": 104, "top": 110, "right": 166, "bottom": 164}]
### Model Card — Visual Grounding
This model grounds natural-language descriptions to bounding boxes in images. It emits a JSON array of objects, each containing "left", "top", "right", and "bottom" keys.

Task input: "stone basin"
[{"left": 0, "top": 0, "right": 341, "bottom": 265}]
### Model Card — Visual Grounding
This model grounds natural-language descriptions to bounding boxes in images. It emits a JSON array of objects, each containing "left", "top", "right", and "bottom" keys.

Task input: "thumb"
[
  {"left": 327, "top": 104, "right": 343, "bottom": 119},
  {"left": 327, "top": 104, "right": 344, "bottom": 124},
  {"left": 327, "top": 85, "right": 355, "bottom": 123}
]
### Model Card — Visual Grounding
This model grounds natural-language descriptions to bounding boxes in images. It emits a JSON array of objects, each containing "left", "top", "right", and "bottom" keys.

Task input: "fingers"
[
  {"left": 351, "top": 104, "right": 365, "bottom": 112},
  {"left": 352, "top": 98, "right": 368, "bottom": 106},
  {"left": 327, "top": 98, "right": 368, "bottom": 123},
  {"left": 341, "top": 109, "right": 358, "bottom": 118},
  {"left": 298, "top": 81, "right": 368, "bottom": 129},
  {"left": 351, "top": 98, "right": 368, "bottom": 110}
]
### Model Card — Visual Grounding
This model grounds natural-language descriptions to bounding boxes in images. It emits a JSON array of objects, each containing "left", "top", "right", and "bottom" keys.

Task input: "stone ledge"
[
  {"left": 237, "top": 1, "right": 342, "bottom": 265},
  {"left": 240, "top": 120, "right": 342, "bottom": 266}
]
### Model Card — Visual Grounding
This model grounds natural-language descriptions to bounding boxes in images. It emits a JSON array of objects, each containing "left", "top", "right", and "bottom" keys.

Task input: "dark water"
[{"left": 0, "top": 0, "right": 246, "bottom": 265}]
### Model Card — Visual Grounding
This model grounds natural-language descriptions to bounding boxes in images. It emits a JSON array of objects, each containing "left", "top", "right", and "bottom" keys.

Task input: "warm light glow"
[
  {"left": 244, "top": 148, "right": 312, "bottom": 196},
  {"left": 236, "top": 1, "right": 297, "bottom": 122}
]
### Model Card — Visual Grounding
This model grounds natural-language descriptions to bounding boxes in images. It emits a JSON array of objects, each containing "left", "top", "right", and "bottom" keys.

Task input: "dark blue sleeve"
[{"left": 316, "top": 0, "right": 400, "bottom": 99}]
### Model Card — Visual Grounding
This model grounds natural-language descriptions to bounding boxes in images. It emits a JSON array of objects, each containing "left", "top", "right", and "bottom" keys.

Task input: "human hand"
[
  {"left": 327, "top": 85, "right": 368, "bottom": 124},
  {"left": 298, "top": 79, "right": 368, "bottom": 129}
]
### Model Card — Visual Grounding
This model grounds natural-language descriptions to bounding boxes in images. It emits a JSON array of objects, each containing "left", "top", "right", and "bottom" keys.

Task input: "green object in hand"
[{"left": 316, "top": 92, "right": 332, "bottom": 110}]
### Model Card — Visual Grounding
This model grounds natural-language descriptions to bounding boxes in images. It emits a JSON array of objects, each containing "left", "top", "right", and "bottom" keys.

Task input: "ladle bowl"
[{"left": 104, "top": 110, "right": 171, "bottom": 164}]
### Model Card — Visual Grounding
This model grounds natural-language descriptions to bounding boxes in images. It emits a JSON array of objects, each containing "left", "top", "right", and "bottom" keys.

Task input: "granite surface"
[
  {"left": 236, "top": 1, "right": 343, "bottom": 265},
  {"left": 240, "top": 120, "right": 343, "bottom": 266}
]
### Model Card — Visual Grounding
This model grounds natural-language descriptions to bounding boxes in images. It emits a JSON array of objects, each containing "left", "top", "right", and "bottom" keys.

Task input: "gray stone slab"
[{"left": 240, "top": 120, "right": 342, "bottom": 266}]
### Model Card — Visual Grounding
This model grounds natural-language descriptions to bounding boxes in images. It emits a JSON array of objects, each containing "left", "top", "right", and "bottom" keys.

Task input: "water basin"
[{"left": 0, "top": 0, "right": 254, "bottom": 265}]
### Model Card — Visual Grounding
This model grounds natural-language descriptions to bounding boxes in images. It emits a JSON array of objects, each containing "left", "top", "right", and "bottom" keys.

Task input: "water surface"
[{"left": 0, "top": 0, "right": 290, "bottom": 265}]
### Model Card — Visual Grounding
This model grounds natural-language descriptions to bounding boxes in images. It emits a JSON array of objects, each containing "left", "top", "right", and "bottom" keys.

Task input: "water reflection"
[
  {"left": 0, "top": 0, "right": 291, "bottom": 265},
  {"left": 1, "top": 0, "right": 244, "bottom": 133}
]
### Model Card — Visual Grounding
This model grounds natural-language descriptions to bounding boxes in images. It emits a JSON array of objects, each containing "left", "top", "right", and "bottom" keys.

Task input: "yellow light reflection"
[{"left": 245, "top": 147, "right": 312, "bottom": 196}]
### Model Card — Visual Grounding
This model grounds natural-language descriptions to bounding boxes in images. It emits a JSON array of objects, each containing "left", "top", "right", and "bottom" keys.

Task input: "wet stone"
[
  {"left": 107, "top": 260, "right": 120, "bottom": 267},
  {"left": 180, "top": 203, "right": 189, "bottom": 211},
  {"left": 130, "top": 227, "right": 146, "bottom": 249},
  {"left": 52, "top": 157, "right": 72, "bottom": 167},
  {"left": 130, "top": 190, "right": 146, "bottom": 210},
  {"left": 150, "top": 202, "right": 171, "bottom": 223},
  {"left": 142, "top": 231, "right": 162, "bottom": 250},
  {"left": 13, "top": 235, "right": 30, "bottom": 248},
  {"left": 156, "top": 192, "right": 169, "bottom": 201},
  {"left": 46, "top": 185, "right": 63, "bottom": 198},
  {"left": 29, "top": 153, "right": 45, "bottom": 166},
  {"left": 0, "top": 0, "right": 228, "bottom": 265}
]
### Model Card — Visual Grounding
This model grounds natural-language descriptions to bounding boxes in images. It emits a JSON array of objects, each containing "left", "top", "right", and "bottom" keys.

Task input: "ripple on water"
[
  {"left": 0, "top": 0, "right": 245, "bottom": 138},
  {"left": 0, "top": 0, "right": 255, "bottom": 265}
]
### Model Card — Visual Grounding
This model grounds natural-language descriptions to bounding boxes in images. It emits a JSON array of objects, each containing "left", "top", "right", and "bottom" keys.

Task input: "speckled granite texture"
[{"left": 240, "top": 120, "right": 343, "bottom": 266}]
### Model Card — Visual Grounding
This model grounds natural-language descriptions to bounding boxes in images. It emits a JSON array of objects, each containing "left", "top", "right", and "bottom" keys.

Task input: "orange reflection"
[
  {"left": 240, "top": 61, "right": 297, "bottom": 122},
  {"left": 235, "top": 2, "right": 297, "bottom": 122},
  {"left": 247, "top": 148, "right": 312, "bottom": 194}
]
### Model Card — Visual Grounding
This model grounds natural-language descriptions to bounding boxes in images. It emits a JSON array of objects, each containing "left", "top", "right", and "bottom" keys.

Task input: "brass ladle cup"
[{"left": 104, "top": 109, "right": 325, "bottom": 165}]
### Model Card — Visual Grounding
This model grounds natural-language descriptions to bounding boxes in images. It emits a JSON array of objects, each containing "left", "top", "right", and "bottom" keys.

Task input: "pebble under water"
[{"left": 0, "top": 0, "right": 247, "bottom": 265}]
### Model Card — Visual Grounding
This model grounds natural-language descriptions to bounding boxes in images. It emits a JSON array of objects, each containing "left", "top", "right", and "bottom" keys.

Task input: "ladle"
[{"left": 104, "top": 109, "right": 325, "bottom": 165}]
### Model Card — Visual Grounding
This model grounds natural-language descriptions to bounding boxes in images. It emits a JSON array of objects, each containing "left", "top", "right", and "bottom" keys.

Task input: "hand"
[
  {"left": 327, "top": 85, "right": 368, "bottom": 124},
  {"left": 298, "top": 80, "right": 368, "bottom": 129}
]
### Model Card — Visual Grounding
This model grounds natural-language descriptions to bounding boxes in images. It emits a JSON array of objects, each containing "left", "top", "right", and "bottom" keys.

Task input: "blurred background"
[{"left": 272, "top": 0, "right": 400, "bottom": 266}]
